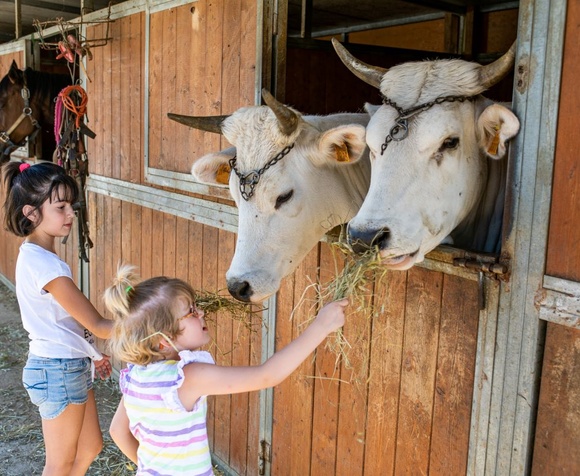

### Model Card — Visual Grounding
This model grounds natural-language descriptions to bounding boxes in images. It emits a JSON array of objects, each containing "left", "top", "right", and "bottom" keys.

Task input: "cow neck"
[
  {"left": 228, "top": 143, "right": 295, "bottom": 201},
  {"left": 378, "top": 93, "right": 478, "bottom": 156}
]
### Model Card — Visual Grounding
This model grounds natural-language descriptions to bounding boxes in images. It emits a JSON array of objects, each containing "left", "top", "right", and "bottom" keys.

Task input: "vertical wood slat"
[
  {"left": 363, "top": 270, "right": 407, "bottom": 475},
  {"left": 532, "top": 324, "right": 580, "bottom": 475},
  {"left": 429, "top": 274, "right": 479, "bottom": 474},
  {"left": 545, "top": 0, "right": 580, "bottom": 282},
  {"left": 395, "top": 267, "right": 443, "bottom": 474},
  {"left": 310, "top": 243, "right": 341, "bottom": 475}
]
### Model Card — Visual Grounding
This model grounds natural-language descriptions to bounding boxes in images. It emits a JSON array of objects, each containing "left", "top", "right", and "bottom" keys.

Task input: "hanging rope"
[
  {"left": 58, "top": 85, "right": 89, "bottom": 129},
  {"left": 54, "top": 84, "right": 96, "bottom": 263}
]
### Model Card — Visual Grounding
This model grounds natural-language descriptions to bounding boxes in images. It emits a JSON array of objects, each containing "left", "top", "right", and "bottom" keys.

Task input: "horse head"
[{"left": 0, "top": 60, "right": 71, "bottom": 164}]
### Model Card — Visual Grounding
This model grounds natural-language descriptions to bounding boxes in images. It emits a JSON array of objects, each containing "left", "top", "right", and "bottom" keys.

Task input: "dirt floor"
[{"left": 0, "top": 280, "right": 136, "bottom": 476}]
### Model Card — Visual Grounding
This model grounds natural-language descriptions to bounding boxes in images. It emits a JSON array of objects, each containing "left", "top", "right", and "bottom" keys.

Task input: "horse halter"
[
  {"left": 378, "top": 93, "right": 477, "bottom": 155},
  {"left": 0, "top": 75, "right": 42, "bottom": 159},
  {"left": 228, "top": 143, "right": 295, "bottom": 201}
]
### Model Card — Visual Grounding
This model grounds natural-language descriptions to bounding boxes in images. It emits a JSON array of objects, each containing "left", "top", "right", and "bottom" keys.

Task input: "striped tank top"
[{"left": 120, "top": 350, "right": 216, "bottom": 476}]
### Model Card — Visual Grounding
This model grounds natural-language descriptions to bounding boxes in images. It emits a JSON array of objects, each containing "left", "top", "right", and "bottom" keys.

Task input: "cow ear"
[
  {"left": 191, "top": 147, "right": 235, "bottom": 186},
  {"left": 477, "top": 104, "right": 520, "bottom": 160},
  {"left": 317, "top": 124, "right": 367, "bottom": 166}
]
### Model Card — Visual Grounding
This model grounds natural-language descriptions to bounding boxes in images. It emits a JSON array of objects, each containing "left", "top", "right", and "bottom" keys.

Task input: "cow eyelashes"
[{"left": 275, "top": 190, "right": 294, "bottom": 209}]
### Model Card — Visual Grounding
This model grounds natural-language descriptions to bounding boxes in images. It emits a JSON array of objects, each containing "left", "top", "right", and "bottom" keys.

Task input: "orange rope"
[{"left": 58, "top": 85, "right": 88, "bottom": 129}]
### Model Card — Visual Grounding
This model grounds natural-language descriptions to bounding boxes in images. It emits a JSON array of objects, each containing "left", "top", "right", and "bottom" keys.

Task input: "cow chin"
[{"left": 379, "top": 251, "right": 419, "bottom": 271}]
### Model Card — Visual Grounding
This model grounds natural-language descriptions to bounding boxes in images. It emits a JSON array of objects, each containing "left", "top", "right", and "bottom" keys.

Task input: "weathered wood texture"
[
  {"left": 545, "top": 0, "right": 580, "bottom": 282},
  {"left": 83, "top": 1, "right": 260, "bottom": 472},
  {"left": 532, "top": 324, "right": 580, "bottom": 475},
  {"left": 272, "top": 243, "right": 480, "bottom": 475}
]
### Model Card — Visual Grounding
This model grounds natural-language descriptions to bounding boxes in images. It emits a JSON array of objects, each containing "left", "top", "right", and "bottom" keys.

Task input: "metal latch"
[{"left": 259, "top": 439, "right": 271, "bottom": 475}]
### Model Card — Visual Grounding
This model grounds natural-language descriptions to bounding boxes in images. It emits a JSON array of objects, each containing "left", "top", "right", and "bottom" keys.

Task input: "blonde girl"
[
  {"left": 105, "top": 264, "right": 348, "bottom": 476},
  {"left": 2, "top": 161, "right": 113, "bottom": 476}
]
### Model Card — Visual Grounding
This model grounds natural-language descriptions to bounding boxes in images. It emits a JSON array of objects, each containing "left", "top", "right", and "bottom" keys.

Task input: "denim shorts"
[{"left": 22, "top": 354, "right": 93, "bottom": 420}]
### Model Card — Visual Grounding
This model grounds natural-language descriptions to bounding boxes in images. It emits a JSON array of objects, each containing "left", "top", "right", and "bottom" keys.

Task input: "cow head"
[
  {"left": 332, "top": 39, "right": 520, "bottom": 270},
  {"left": 169, "top": 90, "right": 370, "bottom": 302}
]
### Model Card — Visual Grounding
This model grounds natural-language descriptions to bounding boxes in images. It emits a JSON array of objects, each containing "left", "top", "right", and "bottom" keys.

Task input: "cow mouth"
[{"left": 381, "top": 249, "right": 419, "bottom": 270}]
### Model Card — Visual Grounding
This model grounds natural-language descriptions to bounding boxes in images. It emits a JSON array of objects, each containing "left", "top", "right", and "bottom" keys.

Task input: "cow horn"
[
  {"left": 479, "top": 41, "right": 517, "bottom": 90},
  {"left": 261, "top": 89, "right": 299, "bottom": 136},
  {"left": 166, "top": 113, "right": 229, "bottom": 134},
  {"left": 331, "top": 38, "right": 387, "bottom": 89}
]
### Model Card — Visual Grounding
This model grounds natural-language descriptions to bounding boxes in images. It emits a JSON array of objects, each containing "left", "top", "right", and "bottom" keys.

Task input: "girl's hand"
[
  {"left": 313, "top": 298, "right": 348, "bottom": 333},
  {"left": 94, "top": 354, "right": 112, "bottom": 380}
]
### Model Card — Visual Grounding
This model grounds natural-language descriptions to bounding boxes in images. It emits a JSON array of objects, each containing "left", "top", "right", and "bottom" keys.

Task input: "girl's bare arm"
[
  {"left": 178, "top": 299, "right": 348, "bottom": 410},
  {"left": 109, "top": 398, "right": 139, "bottom": 464},
  {"left": 44, "top": 276, "right": 113, "bottom": 339}
]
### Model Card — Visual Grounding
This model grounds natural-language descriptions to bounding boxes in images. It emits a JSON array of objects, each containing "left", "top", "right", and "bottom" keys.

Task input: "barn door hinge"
[{"left": 259, "top": 439, "right": 271, "bottom": 475}]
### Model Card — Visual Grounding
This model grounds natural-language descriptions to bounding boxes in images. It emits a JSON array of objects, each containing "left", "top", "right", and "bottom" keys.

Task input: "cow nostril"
[
  {"left": 370, "top": 228, "right": 390, "bottom": 249},
  {"left": 348, "top": 227, "right": 390, "bottom": 254},
  {"left": 227, "top": 279, "right": 254, "bottom": 303}
]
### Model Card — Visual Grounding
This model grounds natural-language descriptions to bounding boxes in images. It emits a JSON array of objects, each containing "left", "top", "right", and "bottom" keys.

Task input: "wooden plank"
[
  {"left": 150, "top": 209, "right": 164, "bottom": 277},
  {"left": 213, "top": 227, "right": 233, "bottom": 464},
  {"left": 395, "top": 267, "right": 443, "bottom": 474},
  {"left": 202, "top": 224, "right": 219, "bottom": 450},
  {"left": 310, "top": 243, "right": 341, "bottom": 475},
  {"left": 363, "top": 270, "right": 407, "bottom": 475},
  {"left": 140, "top": 206, "right": 152, "bottom": 278},
  {"left": 271, "top": 247, "right": 319, "bottom": 475},
  {"left": 334, "top": 248, "right": 373, "bottom": 475},
  {"left": 429, "top": 274, "right": 479, "bottom": 474},
  {"left": 174, "top": 3, "right": 192, "bottom": 174},
  {"left": 119, "top": 14, "right": 131, "bottom": 182},
  {"left": 160, "top": 7, "right": 177, "bottom": 172},
  {"left": 148, "top": 8, "right": 163, "bottom": 169},
  {"left": 532, "top": 323, "right": 580, "bottom": 475},
  {"left": 162, "top": 214, "right": 176, "bottom": 277},
  {"left": 130, "top": 12, "right": 144, "bottom": 184},
  {"left": 545, "top": 0, "right": 580, "bottom": 282}
]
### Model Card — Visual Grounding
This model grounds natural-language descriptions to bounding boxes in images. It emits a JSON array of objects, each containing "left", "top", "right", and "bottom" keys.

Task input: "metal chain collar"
[
  {"left": 379, "top": 94, "right": 477, "bottom": 155},
  {"left": 228, "top": 143, "right": 295, "bottom": 201}
]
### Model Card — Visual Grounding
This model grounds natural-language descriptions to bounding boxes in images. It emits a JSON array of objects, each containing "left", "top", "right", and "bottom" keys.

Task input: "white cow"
[
  {"left": 169, "top": 90, "right": 371, "bottom": 302},
  {"left": 332, "top": 39, "right": 520, "bottom": 270}
]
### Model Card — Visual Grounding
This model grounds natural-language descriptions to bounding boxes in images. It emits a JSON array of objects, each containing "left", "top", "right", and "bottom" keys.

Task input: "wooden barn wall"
[
  {"left": 272, "top": 242, "right": 481, "bottom": 475},
  {"left": 81, "top": 1, "right": 261, "bottom": 473},
  {"left": 533, "top": 0, "right": 580, "bottom": 474}
]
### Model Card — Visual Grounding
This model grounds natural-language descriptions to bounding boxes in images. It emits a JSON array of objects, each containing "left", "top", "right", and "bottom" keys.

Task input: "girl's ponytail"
[{"left": 103, "top": 264, "right": 141, "bottom": 319}]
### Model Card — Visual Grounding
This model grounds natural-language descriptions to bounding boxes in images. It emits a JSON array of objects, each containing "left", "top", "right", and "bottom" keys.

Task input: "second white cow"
[
  {"left": 332, "top": 39, "right": 521, "bottom": 270},
  {"left": 169, "top": 90, "right": 371, "bottom": 302}
]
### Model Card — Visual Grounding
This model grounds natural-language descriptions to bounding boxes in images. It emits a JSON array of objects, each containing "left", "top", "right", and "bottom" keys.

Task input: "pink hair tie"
[{"left": 19, "top": 163, "right": 31, "bottom": 173}]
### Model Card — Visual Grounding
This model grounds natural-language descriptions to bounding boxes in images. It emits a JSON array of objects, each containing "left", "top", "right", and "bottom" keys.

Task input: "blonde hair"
[{"left": 103, "top": 264, "right": 196, "bottom": 365}]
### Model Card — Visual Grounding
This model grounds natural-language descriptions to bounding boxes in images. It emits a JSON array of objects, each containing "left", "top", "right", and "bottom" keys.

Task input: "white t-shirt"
[{"left": 15, "top": 242, "right": 102, "bottom": 360}]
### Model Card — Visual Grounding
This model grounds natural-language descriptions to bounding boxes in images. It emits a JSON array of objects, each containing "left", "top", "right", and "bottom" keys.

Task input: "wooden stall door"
[{"left": 533, "top": 0, "right": 580, "bottom": 474}]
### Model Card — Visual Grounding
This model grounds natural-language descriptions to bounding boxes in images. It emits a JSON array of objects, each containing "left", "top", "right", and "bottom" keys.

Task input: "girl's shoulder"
[{"left": 179, "top": 350, "right": 215, "bottom": 366}]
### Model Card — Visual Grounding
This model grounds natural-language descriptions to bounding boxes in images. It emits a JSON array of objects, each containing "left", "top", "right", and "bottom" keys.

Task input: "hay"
[{"left": 292, "top": 237, "right": 388, "bottom": 385}]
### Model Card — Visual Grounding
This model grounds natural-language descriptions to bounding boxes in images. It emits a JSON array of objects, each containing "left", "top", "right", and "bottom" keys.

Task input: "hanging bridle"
[
  {"left": 229, "top": 143, "right": 295, "bottom": 201},
  {"left": 378, "top": 93, "right": 477, "bottom": 155},
  {"left": 0, "top": 75, "right": 42, "bottom": 159}
]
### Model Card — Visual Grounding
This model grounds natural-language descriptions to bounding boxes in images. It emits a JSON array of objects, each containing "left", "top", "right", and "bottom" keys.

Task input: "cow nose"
[
  {"left": 348, "top": 227, "right": 390, "bottom": 254},
  {"left": 227, "top": 278, "right": 254, "bottom": 303}
]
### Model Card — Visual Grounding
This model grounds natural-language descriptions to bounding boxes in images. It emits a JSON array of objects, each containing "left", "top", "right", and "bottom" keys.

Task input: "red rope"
[{"left": 58, "top": 85, "right": 88, "bottom": 129}]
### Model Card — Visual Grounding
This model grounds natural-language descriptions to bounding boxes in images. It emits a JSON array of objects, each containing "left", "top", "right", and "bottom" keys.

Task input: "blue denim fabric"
[{"left": 22, "top": 354, "right": 92, "bottom": 419}]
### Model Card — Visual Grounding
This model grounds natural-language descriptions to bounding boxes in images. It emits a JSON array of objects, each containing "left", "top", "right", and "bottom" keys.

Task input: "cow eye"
[
  {"left": 442, "top": 137, "right": 459, "bottom": 149},
  {"left": 275, "top": 190, "right": 294, "bottom": 209}
]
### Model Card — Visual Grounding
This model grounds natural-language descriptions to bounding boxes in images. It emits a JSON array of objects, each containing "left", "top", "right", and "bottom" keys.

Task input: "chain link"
[
  {"left": 379, "top": 94, "right": 477, "bottom": 156},
  {"left": 229, "top": 143, "right": 295, "bottom": 201}
]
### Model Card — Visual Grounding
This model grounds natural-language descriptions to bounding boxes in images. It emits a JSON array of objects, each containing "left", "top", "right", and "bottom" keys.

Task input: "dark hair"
[{"left": 2, "top": 161, "right": 79, "bottom": 237}]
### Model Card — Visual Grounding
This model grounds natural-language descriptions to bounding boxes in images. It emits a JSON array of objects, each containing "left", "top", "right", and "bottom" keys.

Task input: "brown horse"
[{"left": 0, "top": 60, "right": 72, "bottom": 165}]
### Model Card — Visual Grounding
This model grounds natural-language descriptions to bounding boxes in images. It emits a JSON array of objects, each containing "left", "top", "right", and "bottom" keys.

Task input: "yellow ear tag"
[
  {"left": 335, "top": 143, "right": 350, "bottom": 162},
  {"left": 215, "top": 163, "right": 231, "bottom": 184},
  {"left": 487, "top": 125, "right": 501, "bottom": 156}
]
